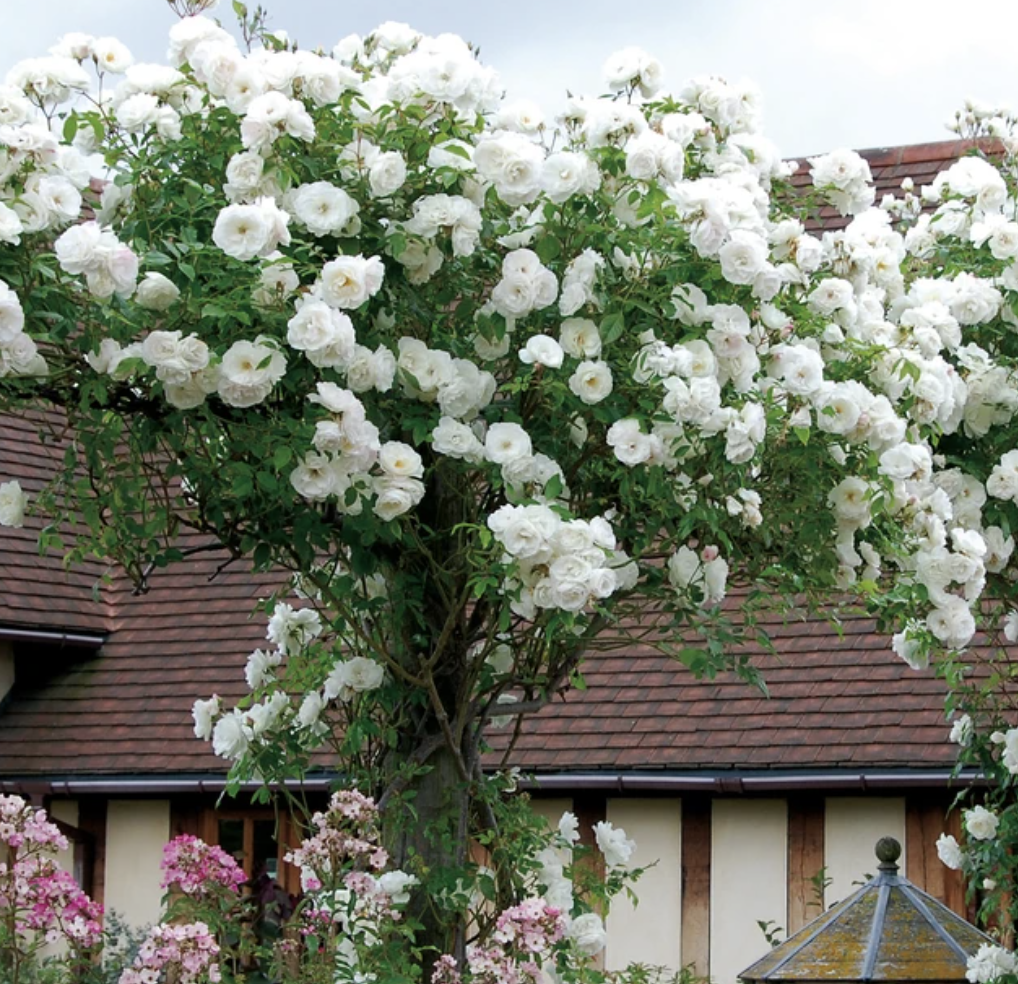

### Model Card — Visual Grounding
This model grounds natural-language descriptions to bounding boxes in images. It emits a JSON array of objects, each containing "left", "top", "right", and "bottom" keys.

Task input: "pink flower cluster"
[
  {"left": 342, "top": 869, "right": 398, "bottom": 924},
  {"left": 465, "top": 899, "right": 565, "bottom": 984},
  {"left": 493, "top": 898, "right": 565, "bottom": 953},
  {"left": 285, "top": 789, "right": 388, "bottom": 889},
  {"left": 161, "top": 834, "right": 246, "bottom": 896},
  {"left": 0, "top": 793, "right": 69, "bottom": 851},
  {"left": 119, "top": 921, "right": 221, "bottom": 984},
  {"left": 16, "top": 858, "right": 104, "bottom": 948},
  {"left": 0, "top": 794, "right": 103, "bottom": 951},
  {"left": 432, "top": 953, "right": 462, "bottom": 984}
]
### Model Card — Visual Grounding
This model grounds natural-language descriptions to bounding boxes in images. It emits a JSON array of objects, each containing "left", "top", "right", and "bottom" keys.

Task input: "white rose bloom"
[
  {"left": 92, "top": 36, "right": 133, "bottom": 74},
  {"left": 35, "top": 175, "right": 81, "bottom": 224},
  {"left": 569, "top": 912, "right": 607, "bottom": 956},
  {"left": 333, "top": 33, "right": 364, "bottom": 64},
  {"left": 218, "top": 338, "right": 286, "bottom": 408},
  {"left": 559, "top": 318, "right": 602, "bottom": 358},
  {"left": 165, "top": 372, "right": 217, "bottom": 410},
  {"left": 1003, "top": 610, "right": 1018, "bottom": 643},
  {"left": 568, "top": 360, "right": 613, "bottom": 404},
  {"left": 967, "top": 943, "right": 1018, "bottom": 984},
  {"left": 0, "top": 202, "right": 23, "bottom": 245},
  {"left": 432, "top": 417, "right": 484, "bottom": 461},
  {"left": 485, "top": 422, "right": 533, "bottom": 464},
  {"left": 603, "top": 46, "right": 662, "bottom": 98},
  {"left": 935, "top": 832, "right": 963, "bottom": 870},
  {"left": 369, "top": 150, "right": 407, "bottom": 197},
  {"left": 718, "top": 230, "right": 769, "bottom": 285},
  {"left": 290, "top": 452, "right": 337, "bottom": 502},
  {"left": 296, "top": 690, "right": 326, "bottom": 731},
  {"left": 0, "top": 282, "right": 24, "bottom": 341},
  {"left": 317, "top": 254, "right": 385, "bottom": 309},
  {"left": 1000, "top": 728, "right": 1018, "bottom": 774},
  {"left": 224, "top": 150, "right": 266, "bottom": 198},
  {"left": 949, "top": 714, "right": 973, "bottom": 747},
  {"left": 519, "top": 334, "right": 564, "bottom": 369},
  {"left": 892, "top": 627, "right": 928, "bottom": 671},
  {"left": 926, "top": 596, "right": 976, "bottom": 649},
  {"left": 135, "top": 272, "right": 181, "bottom": 311},
  {"left": 245, "top": 647, "right": 282, "bottom": 689},
  {"left": 379, "top": 441, "right": 424, "bottom": 478},
  {"left": 541, "top": 151, "right": 600, "bottom": 204},
  {"left": 50, "top": 32, "right": 94, "bottom": 61},
  {"left": 607, "top": 418, "right": 652, "bottom": 466},
  {"left": 140, "top": 329, "right": 186, "bottom": 382},
  {"left": 54, "top": 221, "right": 103, "bottom": 275},
  {"left": 373, "top": 475, "right": 425, "bottom": 521},
  {"left": 473, "top": 131, "right": 544, "bottom": 206},
  {"left": 116, "top": 92, "right": 159, "bottom": 131},
  {"left": 292, "top": 181, "right": 359, "bottom": 236},
  {"left": 191, "top": 695, "right": 220, "bottom": 740},
  {"left": 267, "top": 602, "right": 322, "bottom": 655},
  {"left": 287, "top": 301, "right": 355, "bottom": 363},
  {"left": 964, "top": 805, "right": 999, "bottom": 841},
  {"left": 253, "top": 256, "right": 300, "bottom": 306},
  {"left": 593, "top": 820, "right": 636, "bottom": 867},
  {"left": 827, "top": 477, "right": 872, "bottom": 528},
  {"left": 0, "top": 479, "right": 28, "bottom": 527},
  {"left": 212, "top": 202, "right": 272, "bottom": 261},
  {"left": 212, "top": 710, "right": 250, "bottom": 759},
  {"left": 155, "top": 105, "right": 184, "bottom": 141},
  {"left": 324, "top": 656, "right": 385, "bottom": 700}
]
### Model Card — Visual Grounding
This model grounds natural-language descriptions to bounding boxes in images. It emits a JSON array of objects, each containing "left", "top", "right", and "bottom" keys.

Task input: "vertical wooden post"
[
  {"left": 905, "top": 792, "right": 966, "bottom": 916},
  {"left": 787, "top": 795, "right": 825, "bottom": 933},
  {"left": 681, "top": 796, "right": 711, "bottom": 977}
]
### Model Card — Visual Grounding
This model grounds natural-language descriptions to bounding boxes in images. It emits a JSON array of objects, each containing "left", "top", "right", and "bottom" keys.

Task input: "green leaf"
[
  {"left": 442, "top": 142, "right": 472, "bottom": 161},
  {"left": 793, "top": 427, "right": 810, "bottom": 446},
  {"left": 543, "top": 473, "right": 564, "bottom": 500},
  {"left": 62, "top": 115, "right": 78, "bottom": 142},
  {"left": 600, "top": 312, "right": 625, "bottom": 346},
  {"left": 388, "top": 232, "right": 407, "bottom": 258},
  {"left": 535, "top": 235, "right": 561, "bottom": 265},
  {"left": 273, "top": 445, "right": 293, "bottom": 470}
]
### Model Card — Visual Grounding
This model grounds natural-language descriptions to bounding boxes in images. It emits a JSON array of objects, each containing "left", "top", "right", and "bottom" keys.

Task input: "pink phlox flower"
[{"left": 161, "top": 834, "right": 245, "bottom": 895}]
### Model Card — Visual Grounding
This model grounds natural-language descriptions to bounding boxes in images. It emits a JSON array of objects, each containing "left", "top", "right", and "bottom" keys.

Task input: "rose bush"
[{"left": 4, "top": 0, "right": 1018, "bottom": 976}]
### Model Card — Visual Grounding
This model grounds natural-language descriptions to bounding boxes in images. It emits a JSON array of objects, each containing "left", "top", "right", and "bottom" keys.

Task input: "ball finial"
[{"left": 875, "top": 836, "right": 901, "bottom": 866}]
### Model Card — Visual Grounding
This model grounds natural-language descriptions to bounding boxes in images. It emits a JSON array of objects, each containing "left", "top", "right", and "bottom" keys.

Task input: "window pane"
[
  {"left": 252, "top": 819, "right": 278, "bottom": 882},
  {"left": 218, "top": 819, "right": 245, "bottom": 871}
]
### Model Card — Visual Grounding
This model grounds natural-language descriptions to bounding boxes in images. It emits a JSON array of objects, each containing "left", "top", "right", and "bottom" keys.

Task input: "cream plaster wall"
[
  {"left": 604, "top": 798, "right": 682, "bottom": 972},
  {"left": 104, "top": 800, "right": 170, "bottom": 927},
  {"left": 711, "top": 798, "right": 787, "bottom": 984},
  {"left": 824, "top": 797, "right": 906, "bottom": 908},
  {"left": 528, "top": 796, "right": 573, "bottom": 833}
]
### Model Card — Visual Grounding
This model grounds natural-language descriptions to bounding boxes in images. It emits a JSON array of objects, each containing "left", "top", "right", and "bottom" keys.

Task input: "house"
[{"left": 0, "top": 139, "right": 994, "bottom": 983}]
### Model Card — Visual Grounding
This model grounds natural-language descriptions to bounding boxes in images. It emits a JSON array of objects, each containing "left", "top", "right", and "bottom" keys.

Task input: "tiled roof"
[
  {"left": 788, "top": 137, "right": 998, "bottom": 232},
  {"left": 0, "top": 138, "right": 989, "bottom": 784},
  {"left": 0, "top": 584, "right": 957, "bottom": 780},
  {"left": 0, "top": 412, "right": 110, "bottom": 634},
  {"left": 487, "top": 609, "right": 953, "bottom": 776},
  {"left": 0, "top": 535, "right": 284, "bottom": 777}
]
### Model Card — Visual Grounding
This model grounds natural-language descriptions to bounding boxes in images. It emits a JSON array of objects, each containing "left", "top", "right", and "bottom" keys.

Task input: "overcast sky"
[{"left": 6, "top": 0, "right": 1018, "bottom": 156}]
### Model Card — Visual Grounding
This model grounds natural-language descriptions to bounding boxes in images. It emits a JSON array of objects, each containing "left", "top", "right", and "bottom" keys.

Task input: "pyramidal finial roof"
[{"left": 740, "top": 838, "right": 994, "bottom": 982}]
